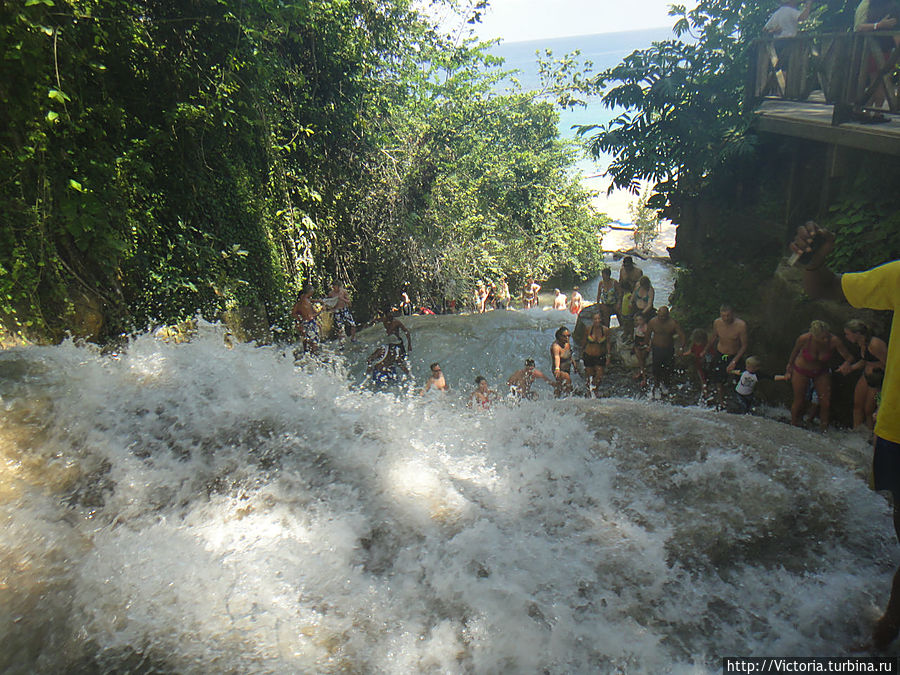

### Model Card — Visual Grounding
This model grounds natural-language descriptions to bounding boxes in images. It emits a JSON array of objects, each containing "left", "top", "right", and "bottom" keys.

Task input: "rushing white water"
[{"left": 1, "top": 308, "right": 895, "bottom": 674}]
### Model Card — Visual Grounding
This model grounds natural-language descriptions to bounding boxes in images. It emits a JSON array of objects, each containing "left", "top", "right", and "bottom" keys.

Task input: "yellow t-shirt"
[{"left": 842, "top": 260, "right": 900, "bottom": 443}]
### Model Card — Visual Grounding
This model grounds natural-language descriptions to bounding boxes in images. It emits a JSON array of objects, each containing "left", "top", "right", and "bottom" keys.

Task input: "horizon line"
[{"left": 488, "top": 25, "right": 674, "bottom": 47}]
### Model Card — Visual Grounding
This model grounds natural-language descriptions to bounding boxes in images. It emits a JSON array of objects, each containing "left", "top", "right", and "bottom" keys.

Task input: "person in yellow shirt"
[{"left": 790, "top": 222, "right": 899, "bottom": 649}]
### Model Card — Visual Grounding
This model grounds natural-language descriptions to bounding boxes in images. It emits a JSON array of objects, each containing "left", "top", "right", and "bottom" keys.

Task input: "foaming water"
[{"left": 0, "top": 319, "right": 895, "bottom": 673}]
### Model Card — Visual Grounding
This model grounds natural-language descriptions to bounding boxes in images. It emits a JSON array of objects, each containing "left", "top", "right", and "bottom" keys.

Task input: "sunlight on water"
[{"left": 0, "top": 320, "right": 896, "bottom": 673}]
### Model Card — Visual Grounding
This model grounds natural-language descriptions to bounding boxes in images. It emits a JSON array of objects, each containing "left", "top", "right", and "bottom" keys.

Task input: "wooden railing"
[{"left": 747, "top": 32, "right": 900, "bottom": 121}]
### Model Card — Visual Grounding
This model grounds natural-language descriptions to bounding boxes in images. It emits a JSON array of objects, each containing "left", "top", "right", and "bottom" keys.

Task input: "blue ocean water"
[{"left": 490, "top": 27, "right": 674, "bottom": 177}]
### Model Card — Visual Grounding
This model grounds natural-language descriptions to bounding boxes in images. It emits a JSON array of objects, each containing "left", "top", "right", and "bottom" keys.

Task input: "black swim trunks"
[
  {"left": 708, "top": 351, "right": 733, "bottom": 384},
  {"left": 874, "top": 436, "right": 900, "bottom": 503},
  {"left": 651, "top": 345, "right": 674, "bottom": 380}
]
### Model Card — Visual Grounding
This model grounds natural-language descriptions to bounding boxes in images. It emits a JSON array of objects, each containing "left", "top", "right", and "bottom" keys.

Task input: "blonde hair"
[
  {"left": 745, "top": 355, "right": 761, "bottom": 370},
  {"left": 809, "top": 320, "right": 830, "bottom": 338},
  {"left": 844, "top": 318, "right": 871, "bottom": 338}
]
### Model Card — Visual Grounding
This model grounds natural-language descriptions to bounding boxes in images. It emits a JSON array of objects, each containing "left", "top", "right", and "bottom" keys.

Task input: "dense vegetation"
[
  {"left": 575, "top": 0, "right": 900, "bottom": 274},
  {"left": 0, "top": 0, "right": 605, "bottom": 343}
]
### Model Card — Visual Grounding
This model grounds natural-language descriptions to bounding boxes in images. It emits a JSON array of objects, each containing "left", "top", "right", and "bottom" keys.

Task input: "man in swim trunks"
[
  {"left": 421, "top": 362, "right": 449, "bottom": 395},
  {"left": 382, "top": 311, "right": 412, "bottom": 354},
  {"left": 706, "top": 303, "right": 748, "bottom": 410},
  {"left": 647, "top": 306, "right": 686, "bottom": 394},
  {"left": 366, "top": 342, "right": 410, "bottom": 386},
  {"left": 791, "top": 222, "right": 900, "bottom": 650},
  {"left": 327, "top": 281, "right": 357, "bottom": 343},
  {"left": 291, "top": 285, "right": 321, "bottom": 354},
  {"left": 507, "top": 358, "right": 553, "bottom": 400},
  {"left": 552, "top": 289, "right": 567, "bottom": 310}
]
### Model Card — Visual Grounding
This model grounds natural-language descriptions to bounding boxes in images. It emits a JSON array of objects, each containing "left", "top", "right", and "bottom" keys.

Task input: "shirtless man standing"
[
  {"left": 291, "top": 285, "right": 321, "bottom": 354},
  {"left": 569, "top": 286, "right": 584, "bottom": 315},
  {"left": 327, "top": 281, "right": 356, "bottom": 342},
  {"left": 706, "top": 303, "right": 749, "bottom": 409},
  {"left": 647, "top": 306, "right": 687, "bottom": 394},
  {"left": 507, "top": 358, "right": 553, "bottom": 399}
]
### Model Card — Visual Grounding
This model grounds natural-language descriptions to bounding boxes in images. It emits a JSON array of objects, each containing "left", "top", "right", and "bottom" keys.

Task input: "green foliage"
[
  {"left": 1, "top": 0, "right": 607, "bottom": 341},
  {"left": 821, "top": 163, "right": 900, "bottom": 273},
  {"left": 628, "top": 190, "right": 661, "bottom": 253}
]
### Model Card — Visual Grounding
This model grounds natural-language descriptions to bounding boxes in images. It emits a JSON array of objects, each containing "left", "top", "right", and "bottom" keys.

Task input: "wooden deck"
[{"left": 754, "top": 99, "right": 900, "bottom": 156}]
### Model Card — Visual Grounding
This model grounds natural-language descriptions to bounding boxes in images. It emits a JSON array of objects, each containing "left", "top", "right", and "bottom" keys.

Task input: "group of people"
[{"left": 473, "top": 278, "right": 512, "bottom": 313}]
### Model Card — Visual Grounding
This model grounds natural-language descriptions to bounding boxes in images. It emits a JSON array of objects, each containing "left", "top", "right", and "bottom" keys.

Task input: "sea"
[{"left": 490, "top": 27, "right": 675, "bottom": 229}]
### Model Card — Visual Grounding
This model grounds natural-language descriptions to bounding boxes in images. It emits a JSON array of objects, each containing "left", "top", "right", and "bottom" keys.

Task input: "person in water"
[
  {"left": 569, "top": 286, "right": 584, "bottom": 315},
  {"left": 785, "top": 319, "right": 854, "bottom": 430},
  {"left": 728, "top": 356, "right": 788, "bottom": 414},
  {"left": 382, "top": 310, "right": 412, "bottom": 354},
  {"left": 468, "top": 375, "right": 496, "bottom": 409},
  {"left": 844, "top": 318, "right": 888, "bottom": 430},
  {"left": 508, "top": 358, "right": 553, "bottom": 400},
  {"left": 326, "top": 281, "right": 357, "bottom": 343},
  {"left": 790, "top": 221, "right": 900, "bottom": 650},
  {"left": 596, "top": 267, "right": 620, "bottom": 328},
  {"left": 366, "top": 342, "right": 410, "bottom": 386},
  {"left": 291, "top": 285, "right": 321, "bottom": 354},
  {"left": 552, "top": 289, "right": 567, "bottom": 311},
  {"left": 421, "top": 362, "right": 449, "bottom": 395},
  {"left": 549, "top": 325, "right": 574, "bottom": 397},
  {"left": 683, "top": 328, "right": 711, "bottom": 400},
  {"left": 632, "top": 312, "right": 651, "bottom": 388},
  {"left": 579, "top": 312, "right": 609, "bottom": 398},
  {"left": 619, "top": 257, "right": 642, "bottom": 338},
  {"left": 523, "top": 277, "right": 541, "bottom": 309},
  {"left": 706, "top": 304, "right": 749, "bottom": 410},
  {"left": 632, "top": 275, "right": 656, "bottom": 320},
  {"left": 496, "top": 277, "right": 511, "bottom": 310},
  {"left": 646, "top": 306, "right": 686, "bottom": 394}
]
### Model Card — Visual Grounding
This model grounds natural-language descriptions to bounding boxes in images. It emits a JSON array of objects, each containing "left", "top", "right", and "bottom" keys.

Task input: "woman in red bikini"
[{"left": 786, "top": 320, "right": 854, "bottom": 430}]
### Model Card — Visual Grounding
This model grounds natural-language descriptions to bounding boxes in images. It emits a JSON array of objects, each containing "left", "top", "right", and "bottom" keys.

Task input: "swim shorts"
[
  {"left": 651, "top": 345, "right": 674, "bottom": 379},
  {"left": 303, "top": 319, "right": 320, "bottom": 342},
  {"left": 708, "top": 351, "right": 733, "bottom": 384},
  {"left": 334, "top": 307, "right": 356, "bottom": 329},
  {"left": 873, "top": 436, "right": 900, "bottom": 503}
]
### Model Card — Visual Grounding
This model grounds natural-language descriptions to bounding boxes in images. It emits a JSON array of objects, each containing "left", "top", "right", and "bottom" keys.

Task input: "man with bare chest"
[
  {"left": 706, "top": 304, "right": 749, "bottom": 409},
  {"left": 647, "top": 306, "right": 686, "bottom": 392}
]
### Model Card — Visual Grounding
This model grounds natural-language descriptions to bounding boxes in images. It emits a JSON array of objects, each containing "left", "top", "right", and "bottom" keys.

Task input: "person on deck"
[
  {"left": 764, "top": 0, "right": 813, "bottom": 38},
  {"left": 789, "top": 222, "right": 900, "bottom": 650},
  {"left": 785, "top": 319, "right": 854, "bottom": 430},
  {"left": 706, "top": 304, "right": 749, "bottom": 410}
]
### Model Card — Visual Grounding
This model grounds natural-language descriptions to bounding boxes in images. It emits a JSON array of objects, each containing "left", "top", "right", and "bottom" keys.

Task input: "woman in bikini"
[
  {"left": 550, "top": 325, "right": 573, "bottom": 398},
  {"left": 844, "top": 319, "right": 888, "bottom": 430},
  {"left": 596, "top": 267, "right": 620, "bottom": 327},
  {"left": 786, "top": 320, "right": 854, "bottom": 430},
  {"left": 632, "top": 275, "right": 655, "bottom": 320},
  {"left": 579, "top": 312, "right": 609, "bottom": 398}
]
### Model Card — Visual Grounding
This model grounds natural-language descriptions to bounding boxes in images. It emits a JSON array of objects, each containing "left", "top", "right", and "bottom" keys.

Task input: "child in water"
[
  {"left": 729, "top": 356, "right": 787, "bottom": 414},
  {"left": 682, "top": 328, "right": 710, "bottom": 400},
  {"left": 468, "top": 376, "right": 496, "bottom": 409}
]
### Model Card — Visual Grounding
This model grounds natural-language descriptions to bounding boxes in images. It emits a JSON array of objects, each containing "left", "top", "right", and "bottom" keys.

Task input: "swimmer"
[
  {"left": 569, "top": 286, "right": 584, "bottom": 315},
  {"left": 706, "top": 304, "right": 749, "bottom": 410},
  {"left": 421, "top": 362, "right": 449, "bottom": 395},
  {"left": 326, "top": 281, "right": 357, "bottom": 342},
  {"left": 366, "top": 342, "right": 410, "bottom": 386},
  {"left": 507, "top": 358, "right": 553, "bottom": 399},
  {"left": 553, "top": 289, "right": 567, "bottom": 310},
  {"left": 468, "top": 376, "right": 496, "bottom": 408}
]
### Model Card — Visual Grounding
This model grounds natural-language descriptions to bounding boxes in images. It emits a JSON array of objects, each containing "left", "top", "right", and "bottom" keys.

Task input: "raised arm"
[{"left": 789, "top": 222, "right": 846, "bottom": 302}]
